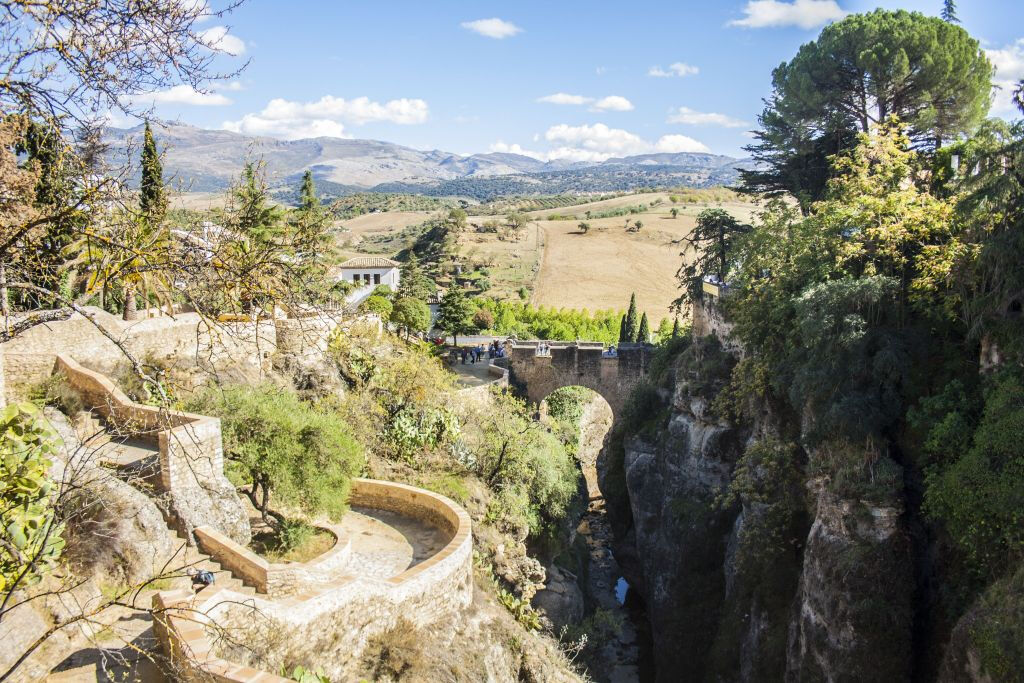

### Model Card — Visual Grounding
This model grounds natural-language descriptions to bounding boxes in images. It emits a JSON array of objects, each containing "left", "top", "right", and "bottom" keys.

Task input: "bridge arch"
[{"left": 506, "top": 341, "right": 654, "bottom": 417}]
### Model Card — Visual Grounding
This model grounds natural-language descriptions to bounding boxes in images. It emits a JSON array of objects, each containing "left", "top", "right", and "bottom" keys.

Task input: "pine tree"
[
  {"left": 398, "top": 253, "right": 434, "bottom": 301},
  {"left": 941, "top": 0, "right": 958, "bottom": 22},
  {"left": 637, "top": 312, "right": 650, "bottom": 343},
  {"left": 299, "top": 170, "right": 318, "bottom": 213},
  {"left": 139, "top": 121, "right": 166, "bottom": 224},
  {"left": 672, "top": 317, "right": 681, "bottom": 339},
  {"left": 624, "top": 293, "right": 639, "bottom": 342},
  {"left": 618, "top": 314, "right": 629, "bottom": 343}
]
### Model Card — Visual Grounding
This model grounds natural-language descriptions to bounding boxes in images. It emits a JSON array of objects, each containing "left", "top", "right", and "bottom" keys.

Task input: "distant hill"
[{"left": 104, "top": 121, "right": 753, "bottom": 199}]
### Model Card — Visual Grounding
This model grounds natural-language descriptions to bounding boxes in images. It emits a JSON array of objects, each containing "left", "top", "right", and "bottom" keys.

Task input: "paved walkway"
[
  {"left": 450, "top": 357, "right": 497, "bottom": 388},
  {"left": 339, "top": 506, "right": 449, "bottom": 578}
]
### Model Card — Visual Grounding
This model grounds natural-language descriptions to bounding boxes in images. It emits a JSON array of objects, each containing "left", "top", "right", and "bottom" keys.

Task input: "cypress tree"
[
  {"left": 619, "top": 314, "right": 628, "bottom": 343},
  {"left": 637, "top": 312, "right": 650, "bottom": 343},
  {"left": 671, "top": 317, "right": 681, "bottom": 339},
  {"left": 140, "top": 121, "right": 166, "bottom": 223},
  {"left": 299, "top": 170, "right": 318, "bottom": 212},
  {"left": 624, "top": 293, "right": 639, "bottom": 342}
]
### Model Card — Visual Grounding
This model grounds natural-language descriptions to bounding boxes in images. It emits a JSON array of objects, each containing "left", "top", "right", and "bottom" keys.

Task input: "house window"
[
  {"left": 352, "top": 273, "right": 359, "bottom": 283},
  {"left": 374, "top": 274, "right": 381, "bottom": 284}
]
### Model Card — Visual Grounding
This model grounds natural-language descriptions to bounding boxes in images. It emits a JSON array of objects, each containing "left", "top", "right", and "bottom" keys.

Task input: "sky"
[{"left": 132, "top": 0, "right": 1024, "bottom": 160}]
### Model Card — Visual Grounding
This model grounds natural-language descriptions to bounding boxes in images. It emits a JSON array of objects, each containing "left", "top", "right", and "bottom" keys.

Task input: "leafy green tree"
[
  {"left": 672, "top": 317, "right": 681, "bottom": 339},
  {"left": 360, "top": 294, "right": 393, "bottom": 320},
  {"left": 397, "top": 253, "right": 434, "bottom": 301},
  {"left": 506, "top": 211, "right": 527, "bottom": 232},
  {"left": 954, "top": 118, "right": 1024, "bottom": 358},
  {"left": 923, "top": 370, "right": 1024, "bottom": 581},
  {"left": 676, "top": 209, "right": 750, "bottom": 307},
  {"left": 637, "top": 312, "right": 650, "bottom": 343},
  {"left": 741, "top": 10, "right": 992, "bottom": 209},
  {"left": 671, "top": 208, "right": 679, "bottom": 219},
  {"left": 618, "top": 314, "right": 628, "bottom": 343},
  {"left": 0, "top": 403, "right": 65, "bottom": 594},
  {"left": 186, "top": 385, "right": 363, "bottom": 527},
  {"left": 391, "top": 297, "right": 432, "bottom": 340},
  {"left": 623, "top": 293, "right": 639, "bottom": 342},
  {"left": 139, "top": 121, "right": 167, "bottom": 224},
  {"left": 436, "top": 287, "right": 474, "bottom": 345},
  {"left": 577, "top": 222, "right": 590, "bottom": 234},
  {"left": 447, "top": 207, "right": 468, "bottom": 232}
]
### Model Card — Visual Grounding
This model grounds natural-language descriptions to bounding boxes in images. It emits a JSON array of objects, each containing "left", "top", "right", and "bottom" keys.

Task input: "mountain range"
[{"left": 104, "top": 121, "right": 752, "bottom": 199}]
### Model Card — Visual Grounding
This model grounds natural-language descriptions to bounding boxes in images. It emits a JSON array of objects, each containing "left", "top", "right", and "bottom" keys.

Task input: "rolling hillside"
[{"left": 105, "top": 121, "right": 753, "bottom": 198}]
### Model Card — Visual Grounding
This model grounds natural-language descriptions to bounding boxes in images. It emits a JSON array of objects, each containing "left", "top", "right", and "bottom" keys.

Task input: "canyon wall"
[{"left": 603, "top": 338, "right": 917, "bottom": 682}]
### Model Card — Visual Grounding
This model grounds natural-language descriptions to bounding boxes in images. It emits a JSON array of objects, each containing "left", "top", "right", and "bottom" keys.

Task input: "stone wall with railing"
[
  {"left": 153, "top": 478, "right": 473, "bottom": 681},
  {"left": 54, "top": 354, "right": 250, "bottom": 544}
]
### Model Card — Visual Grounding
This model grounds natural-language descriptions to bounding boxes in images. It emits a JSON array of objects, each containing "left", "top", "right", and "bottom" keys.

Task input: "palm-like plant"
[{"left": 65, "top": 212, "right": 173, "bottom": 319}]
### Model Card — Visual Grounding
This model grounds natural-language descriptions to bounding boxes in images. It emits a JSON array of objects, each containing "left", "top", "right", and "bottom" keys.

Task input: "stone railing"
[
  {"left": 194, "top": 524, "right": 351, "bottom": 597},
  {"left": 153, "top": 478, "right": 473, "bottom": 681},
  {"left": 53, "top": 354, "right": 251, "bottom": 545},
  {"left": 54, "top": 355, "right": 222, "bottom": 488}
]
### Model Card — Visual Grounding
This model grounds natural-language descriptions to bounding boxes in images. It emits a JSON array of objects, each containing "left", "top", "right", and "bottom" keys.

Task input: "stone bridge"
[{"left": 507, "top": 341, "right": 654, "bottom": 415}]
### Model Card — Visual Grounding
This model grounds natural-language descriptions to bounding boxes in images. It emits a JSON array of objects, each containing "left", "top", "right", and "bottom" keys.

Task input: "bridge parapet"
[{"left": 508, "top": 341, "right": 653, "bottom": 415}]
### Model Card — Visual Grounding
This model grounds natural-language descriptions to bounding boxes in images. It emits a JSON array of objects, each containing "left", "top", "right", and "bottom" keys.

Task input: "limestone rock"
[{"left": 533, "top": 565, "right": 585, "bottom": 631}]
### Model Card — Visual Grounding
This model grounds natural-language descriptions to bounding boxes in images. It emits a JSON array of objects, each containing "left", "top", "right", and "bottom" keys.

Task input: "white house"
[{"left": 338, "top": 256, "right": 401, "bottom": 306}]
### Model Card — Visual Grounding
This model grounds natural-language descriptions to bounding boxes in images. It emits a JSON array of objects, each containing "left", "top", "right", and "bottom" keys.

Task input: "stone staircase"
[{"left": 42, "top": 415, "right": 259, "bottom": 682}]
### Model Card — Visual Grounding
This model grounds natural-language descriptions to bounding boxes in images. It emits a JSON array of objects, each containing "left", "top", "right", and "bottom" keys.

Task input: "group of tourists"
[{"left": 460, "top": 340, "right": 506, "bottom": 364}]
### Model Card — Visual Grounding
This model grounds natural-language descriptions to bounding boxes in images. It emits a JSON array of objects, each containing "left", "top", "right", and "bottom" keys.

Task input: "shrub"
[
  {"left": 360, "top": 294, "right": 393, "bottom": 320},
  {"left": 186, "top": 384, "right": 364, "bottom": 526},
  {"left": 1, "top": 403, "right": 65, "bottom": 593}
]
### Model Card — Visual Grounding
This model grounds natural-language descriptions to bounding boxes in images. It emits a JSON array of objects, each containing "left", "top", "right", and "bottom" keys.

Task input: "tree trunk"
[
  {"left": 122, "top": 283, "right": 138, "bottom": 321},
  {"left": 0, "top": 261, "right": 9, "bottom": 337}
]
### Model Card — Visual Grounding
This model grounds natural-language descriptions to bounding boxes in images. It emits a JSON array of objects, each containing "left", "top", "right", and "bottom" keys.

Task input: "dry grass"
[{"left": 332, "top": 191, "right": 757, "bottom": 322}]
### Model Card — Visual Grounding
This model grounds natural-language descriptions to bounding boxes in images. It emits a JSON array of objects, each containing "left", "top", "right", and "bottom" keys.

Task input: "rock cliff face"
[{"left": 604, "top": 344, "right": 917, "bottom": 682}]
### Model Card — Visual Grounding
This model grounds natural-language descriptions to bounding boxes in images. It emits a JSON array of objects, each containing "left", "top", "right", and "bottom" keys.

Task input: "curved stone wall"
[{"left": 154, "top": 478, "right": 473, "bottom": 681}]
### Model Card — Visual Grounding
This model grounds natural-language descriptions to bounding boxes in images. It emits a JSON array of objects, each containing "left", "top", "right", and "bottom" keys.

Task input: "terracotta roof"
[{"left": 338, "top": 257, "right": 400, "bottom": 269}]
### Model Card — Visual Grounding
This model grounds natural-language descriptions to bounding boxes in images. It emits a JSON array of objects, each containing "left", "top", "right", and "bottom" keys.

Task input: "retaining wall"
[
  {"left": 154, "top": 478, "right": 473, "bottom": 681},
  {"left": 1, "top": 308, "right": 277, "bottom": 402},
  {"left": 54, "top": 354, "right": 251, "bottom": 544},
  {"left": 194, "top": 524, "right": 351, "bottom": 597}
]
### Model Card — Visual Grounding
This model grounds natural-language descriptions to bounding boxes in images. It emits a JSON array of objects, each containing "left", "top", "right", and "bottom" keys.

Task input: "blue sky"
[{"left": 137, "top": 0, "right": 1024, "bottom": 159}]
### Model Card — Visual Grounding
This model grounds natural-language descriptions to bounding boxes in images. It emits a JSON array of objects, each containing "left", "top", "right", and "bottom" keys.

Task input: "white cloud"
[
  {"left": 668, "top": 106, "right": 748, "bottom": 128},
  {"left": 730, "top": 0, "right": 846, "bottom": 29},
  {"left": 136, "top": 84, "right": 231, "bottom": 106},
  {"left": 540, "top": 123, "right": 709, "bottom": 162},
  {"left": 222, "top": 95, "right": 429, "bottom": 139},
  {"left": 198, "top": 25, "right": 245, "bottom": 55},
  {"left": 648, "top": 62, "right": 699, "bottom": 78},
  {"left": 987, "top": 38, "right": 1024, "bottom": 115},
  {"left": 538, "top": 93, "right": 593, "bottom": 105},
  {"left": 460, "top": 18, "right": 522, "bottom": 39},
  {"left": 596, "top": 66, "right": 607, "bottom": 76},
  {"left": 592, "top": 95, "right": 634, "bottom": 112},
  {"left": 538, "top": 93, "right": 634, "bottom": 111},
  {"left": 219, "top": 81, "right": 245, "bottom": 92}
]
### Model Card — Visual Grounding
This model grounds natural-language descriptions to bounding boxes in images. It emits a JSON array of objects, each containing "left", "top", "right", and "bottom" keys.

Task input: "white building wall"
[{"left": 338, "top": 267, "right": 400, "bottom": 290}]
